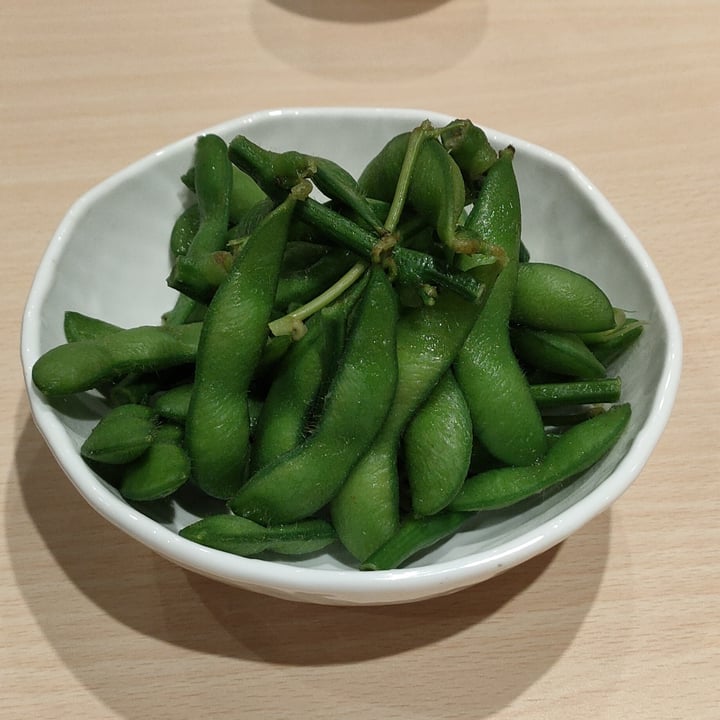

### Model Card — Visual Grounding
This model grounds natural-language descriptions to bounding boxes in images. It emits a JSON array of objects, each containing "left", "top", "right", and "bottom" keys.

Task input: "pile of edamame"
[{"left": 32, "top": 119, "right": 642, "bottom": 570}]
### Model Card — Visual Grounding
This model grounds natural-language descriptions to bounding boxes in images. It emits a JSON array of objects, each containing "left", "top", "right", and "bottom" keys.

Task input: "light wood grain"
[{"left": 2, "top": 1, "right": 718, "bottom": 718}]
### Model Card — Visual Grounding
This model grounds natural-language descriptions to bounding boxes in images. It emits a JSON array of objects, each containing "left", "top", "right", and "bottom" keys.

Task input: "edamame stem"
[
  {"left": 269, "top": 260, "right": 368, "bottom": 337},
  {"left": 298, "top": 197, "right": 494, "bottom": 303},
  {"left": 382, "top": 121, "right": 434, "bottom": 234},
  {"left": 358, "top": 124, "right": 471, "bottom": 252},
  {"left": 311, "top": 155, "right": 385, "bottom": 235},
  {"left": 529, "top": 377, "right": 622, "bottom": 408}
]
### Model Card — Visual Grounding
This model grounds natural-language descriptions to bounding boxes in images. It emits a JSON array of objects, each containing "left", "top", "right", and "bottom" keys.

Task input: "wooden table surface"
[{"left": 3, "top": 1, "right": 718, "bottom": 717}]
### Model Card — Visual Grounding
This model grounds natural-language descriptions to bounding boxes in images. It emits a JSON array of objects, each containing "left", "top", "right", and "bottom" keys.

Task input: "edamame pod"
[
  {"left": 582, "top": 317, "right": 644, "bottom": 367},
  {"left": 403, "top": 370, "right": 473, "bottom": 516},
  {"left": 511, "top": 262, "right": 615, "bottom": 333},
  {"left": 312, "top": 156, "right": 385, "bottom": 234},
  {"left": 454, "top": 147, "right": 548, "bottom": 466},
  {"left": 510, "top": 327, "right": 607, "bottom": 378},
  {"left": 80, "top": 404, "right": 156, "bottom": 465},
  {"left": 228, "top": 265, "right": 399, "bottom": 524},
  {"left": 32, "top": 322, "right": 202, "bottom": 396},
  {"left": 152, "top": 383, "right": 193, "bottom": 423},
  {"left": 184, "top": 164, "right": 268, "bottom": 225},
  {"left": 358, "top": 130, "right": 469, "bottom": 252},
  {"left": 361, "top": 511, "right": 471, "bottom": 571},
  {"left": 120, "top": 424, "right": 191, "bottom": 501},
  {"left": 180, "top": 515, "right": 337, "bottom": 557},
  {"left": 228, "top": 134, "right": 317, "bottom": 202},
  {"left": 63, "top": 311, "right": 121, "bottom": 343},
  {"left": 330, "top": 265, "right": 498, "bottom": 562},
  {"left": 250, "top": 311, "right": 343, "bottom": 471},
  {"left": 450, "top": 403, "right": 631, "bottom": 511},
  {"left": 186, "top": 194, "right": 297, "bottom": 499},
  {"left": 440, "top": 119, "right": 498, "bottom": 188},
  {"left": 167, "top": 134, "right": 233, "bottom": 303},
  {"left": 169, "top": 204, "right": 201, "bottom": 258}
]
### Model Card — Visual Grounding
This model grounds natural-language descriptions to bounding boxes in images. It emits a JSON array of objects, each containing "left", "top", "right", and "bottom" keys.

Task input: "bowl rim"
[{"left": 20, "top": 106, "right": 683, "bottom": 604}]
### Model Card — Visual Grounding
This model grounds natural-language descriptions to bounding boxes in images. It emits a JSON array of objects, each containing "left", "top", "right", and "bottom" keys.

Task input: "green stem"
[
  {"left": 297, "top": 198, "right": 489, "bottom": 303},
  {"left": 383, "top": 120, "right": 434, "bottom": 234},
  {"left": 268, "top": 261, "right": 368, "bottom": 337}
]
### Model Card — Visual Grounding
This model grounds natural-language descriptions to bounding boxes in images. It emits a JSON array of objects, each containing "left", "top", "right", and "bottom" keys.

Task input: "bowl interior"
[{"left": 21, "top": 108, "right": 681, "bottom": 604}]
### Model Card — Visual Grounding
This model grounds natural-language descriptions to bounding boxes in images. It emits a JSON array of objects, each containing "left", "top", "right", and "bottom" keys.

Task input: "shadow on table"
[
  {"left": 10, "top": 402, "right": 610, "bottom": 717},
  {"left": 264, "top": 0, "right": 452, "bottom": 23},
  {"left": 250, "top": 0, "right": 486, "bottom": 82}
]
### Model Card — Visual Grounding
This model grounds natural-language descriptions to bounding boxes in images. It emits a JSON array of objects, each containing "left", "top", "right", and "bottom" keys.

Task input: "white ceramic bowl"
[{"left": 21, "top": 107, "right": 682, "bottom": 605}]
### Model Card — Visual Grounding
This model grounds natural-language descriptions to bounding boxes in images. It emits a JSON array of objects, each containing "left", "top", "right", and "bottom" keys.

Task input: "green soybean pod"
[
  {"left": 180, "top": 515, "right": 337, "bottom": 557},
  {"left": 280, "top": 240, "right": 333, "bottom": 274},
  {"left": 454, "top": 147, "right": 548, "bottom": 467},
  {"left": 169, "top": 203, "right": 201, "bottom": 258},
  {"left": 80, "top": 404, "right": 156, "bottom": 465},
  {"left": 512, "top": 262, "right": 616, "bottom": 333},
  {"left": 120, "top": 424, "right": 191, "bottom": 501},
  {"left": 162, "top": 293, "right": 206, "bottom": 328},
  {"left": 439, "top": 118, "right": 498, "bottom": 188},
  {"left": 179, "top": 164, "right": 267, "bottom": 226},
  {"left": 403, "top": 370, "right": 473, "bottom": 516},
  {"left": 510, "top": 327, "right": 607, "bottom": 379},
  {"left": 329, "top": 263, "right": 499, "bottom": 563},
  {"left": 360, "top": 511, "right": 471, "bottom": 571},
  {"left": 229, "top": 133, "right": 493, "bottom": 303},
  {"left": 357, "top": 130, "right": 468, "bottom": 252},
  {"left": 250, "top": 311, "right": 342, "bottom": 472},
  {"left": 274, "top": 249, "right": 357, "bottom": 313},
  {"left": 185, "top": 195, "right": 297, "bottom": 500},
  {"left": 575, "top": 308, "right": 626, "bottom": 343},
  {"left": 583, "top": 317, "right": 644, "bottom": 367},
  {"left": 228, "top": 265, "right": 399, "bottom": 525},
  {"left": 330, "top": 442, "right": 400, "bottom": 562},
  {"left": 450, "top": 403, "right": 631, "bottom": 511},
  {"left": 227, "top": 165, "right": 269, "bottom": 224},
  {"left": 152, "top": 383, "right": 194, "bottom": 423},
  {"left": 62, "top": 312, "right": 191, "bottom": 405},
  {"left": 228, "top": 133, "right": 317, "bottom": 202},
  {"left": 63, "top": 311, "right": 121, "bottom": 343},
  {"left": 167, "top": 134, "right": 233, "bottom": 303},
  {"left": 311, "top": 155, "right": 385, "bottom": 234},
  {"left": 32, "top": 322, "right": 203, "bottom": 397}
]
